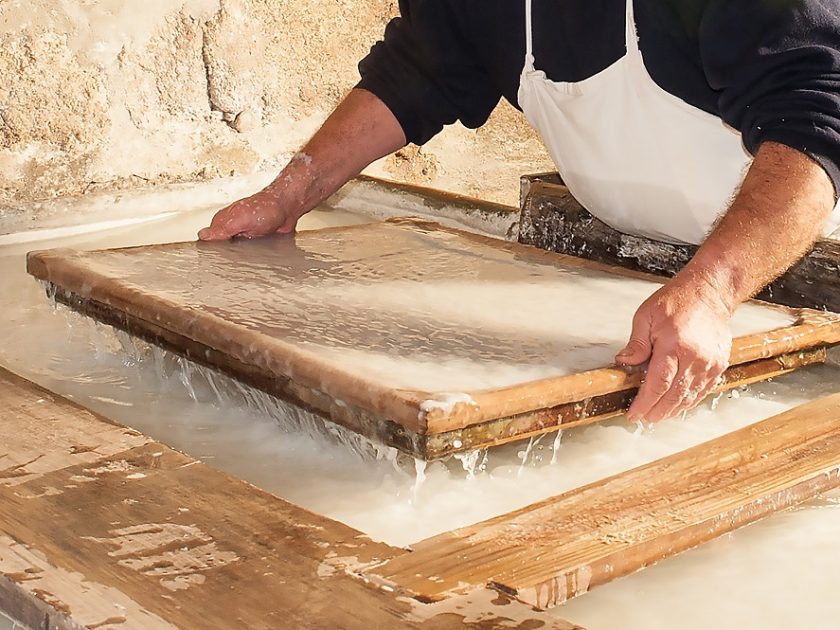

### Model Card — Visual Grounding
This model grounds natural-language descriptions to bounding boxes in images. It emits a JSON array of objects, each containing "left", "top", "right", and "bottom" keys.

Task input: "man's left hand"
[{"left": 615, "top": 282, "right": 733, "bottom": 423}]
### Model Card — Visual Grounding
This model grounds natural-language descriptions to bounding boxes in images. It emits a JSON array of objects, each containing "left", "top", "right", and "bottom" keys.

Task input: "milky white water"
[
  {"left": 0, "top": 612, "right": 19, "bottom": 630},
  {"left": 3, "top": 184, "right": 840, "bottom": 629}
]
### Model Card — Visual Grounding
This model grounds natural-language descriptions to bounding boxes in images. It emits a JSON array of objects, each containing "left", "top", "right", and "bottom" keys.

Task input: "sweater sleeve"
[
  {"left": 700, "top": 0, "right": 840, "bottom": 197},
  {"left": 356, "top": 0, "right": 501, "bottom": 145}
]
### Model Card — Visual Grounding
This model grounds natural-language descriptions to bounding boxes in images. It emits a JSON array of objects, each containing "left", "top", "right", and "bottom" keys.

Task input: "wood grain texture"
[
  {"left": 423, "top": 347, "right": 826, "bottom": 455},
  {"left": 26, "top": 218, "right": 840, "bottom": 460},
  {"left": 364, "top": 392, "right": 840, "bottom": 609},
  {"left": 518, "top": 177, "right": 840, "bottom": 312},
  {"left": 43, "top": 282, "right": 828, "bottom": 461},
  {"left": 0, "top": 367, "right": 580, "bottom": 629}
]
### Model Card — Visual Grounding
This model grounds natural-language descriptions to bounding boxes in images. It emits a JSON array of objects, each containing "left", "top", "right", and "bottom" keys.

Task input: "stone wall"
[{"left": 0, "top": 0, "right": 552, "bottom": 214}]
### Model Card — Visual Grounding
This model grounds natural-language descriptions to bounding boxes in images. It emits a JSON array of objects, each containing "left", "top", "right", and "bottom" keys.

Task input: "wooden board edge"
[
  {"left": 31, "top": 283, "right": 830, "bottom": 460},
  {"left": 40, "top": 285, "right": 432, "bottom": 459},
  {"left": 27, "top": 219, "right": 840, "bottom": 441},
  {"left": 422, "top": 347, "right": 825, "bottom": 456},
  {"left": 26, "top": 250, "right": 428, "bottom": 433},
  {"left": 354, "top": 175, "right": 519, "bottom": 216},
  {"left": 362, "top": 391, "right": 840, "bottom": 609},
  {"left": 423, "top": 336, "right": 838, "bottom": 432},
  {"left": 518, "top": 178, "right": 840, "bottom": 313},
  {"left": 0, "top": 571, "right": 82, "bottom": 630},
  {"left": 504, "top": 464, "right": 840, "bottom": 609}
]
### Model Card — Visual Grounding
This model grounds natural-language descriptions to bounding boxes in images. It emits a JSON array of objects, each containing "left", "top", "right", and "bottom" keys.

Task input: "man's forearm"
[
  {"left": 267, "top": 88, "right": 408, "bottom": 216},
  {"left": 620, "top": 141, "right": 836, "bottom": 423},
  {"left": 672, "top": 142, "right": 836, "bottom": 313},
  {"left": 198, "top": 88, "right": 407, "bottom": 240}
]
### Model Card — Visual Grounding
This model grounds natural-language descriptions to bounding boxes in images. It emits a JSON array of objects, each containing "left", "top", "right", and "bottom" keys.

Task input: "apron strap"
[
  {"left": 625, "top": 0, "right": 640, "bottom": 55},
  {"left": 524, "top": 0, "right": 535, "bottom": 67},
  {"left": 527, "top": 0, "right": 637, "bottom": 66}
]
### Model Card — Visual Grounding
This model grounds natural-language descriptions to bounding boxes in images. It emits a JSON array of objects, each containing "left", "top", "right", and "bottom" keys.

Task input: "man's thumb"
[{"left": 616, "top": 326, "right": 652, "bottom": 366}]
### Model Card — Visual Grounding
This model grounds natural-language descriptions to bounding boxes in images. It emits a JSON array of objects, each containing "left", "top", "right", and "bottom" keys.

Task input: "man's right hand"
[
  {"left": 197, "top": 88, "right": 407, "bottom": 241},
  {"left": 197, "top": 189, "right": 302, "bottom": 241}
]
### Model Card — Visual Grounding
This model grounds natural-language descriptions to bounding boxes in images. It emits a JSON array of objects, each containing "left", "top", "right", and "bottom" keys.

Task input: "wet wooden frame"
[
  {"left": 6, "top": 362, "right": 840, "bottom": 623},
  {"left": 360, "top": 391, "right": 840, "bottom": 609},
  {"left": 7, "top": 341, "right": 840, "bottom": 626},
  {"left": 27, "top": 218, "right": 840, "bottom": 460},
  {"left": 0, "top": 366, "right": 576, "bottom": 629}
]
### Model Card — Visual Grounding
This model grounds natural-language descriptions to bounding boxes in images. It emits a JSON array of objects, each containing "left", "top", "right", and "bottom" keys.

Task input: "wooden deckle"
[
  {"left": 363, "top": 392, "right": 840, "bottom": 609},
  {"left": 0, "top": 366, "right": 577, "bottom": 629},
  {"left": 26, "top": 217, "right": 840, "bottom": 458}
]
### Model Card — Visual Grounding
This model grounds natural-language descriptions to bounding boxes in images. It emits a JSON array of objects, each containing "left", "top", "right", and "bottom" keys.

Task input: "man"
[{"left": 199, "top": 0, "right": 840, "bottom": 423}]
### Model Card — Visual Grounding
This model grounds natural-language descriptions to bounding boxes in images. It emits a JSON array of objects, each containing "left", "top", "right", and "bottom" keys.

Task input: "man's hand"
[
  {"left": 197, "top": 89, "right": 406, "bottom": 241},
  {"left": 616, "top": 282, "right": 732, "bottom": 422},
  {"left": 198, "top": 188, "right": 301, "bottom": 240},
  {"left": 615, "top": 141, "right": 836, "bottom": 423}
]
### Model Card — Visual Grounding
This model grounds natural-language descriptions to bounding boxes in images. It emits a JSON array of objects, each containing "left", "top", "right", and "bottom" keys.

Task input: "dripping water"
[
  {"left": 550, "top": 427, "right": 564, "bottom": 465},
  {"left": 411, "top": 458, "right": 427, "bottom": 504},
  {"left": 453, "top": 448, "right": 487, "bottom": 480}
]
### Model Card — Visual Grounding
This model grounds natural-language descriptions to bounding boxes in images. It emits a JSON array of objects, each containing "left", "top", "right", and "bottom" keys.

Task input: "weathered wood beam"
[
  {"left": 0, "top": 367, "right": 580, "bottom": 629},
  {"left": 361, "top": 391, "right": 840, "bottom": 609},
  {"left": 519, "top": 176, "right": 840, "bottom": 312}
]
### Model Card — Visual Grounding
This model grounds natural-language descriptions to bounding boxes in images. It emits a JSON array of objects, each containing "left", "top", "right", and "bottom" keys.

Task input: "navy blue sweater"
[{"left": 357, "top": 0, "right": 840, "bottom": 194}]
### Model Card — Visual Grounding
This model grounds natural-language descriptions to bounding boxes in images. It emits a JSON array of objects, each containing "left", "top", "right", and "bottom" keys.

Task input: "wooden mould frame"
[
  {"left": 26, "top": 217, "right": 840, "bottom": 460},
  {"left": 0, "top": 366, "right": 578, "bottom": 629},
  {"left": 5, "top": 366, "right": 840, "bottom": 622}
]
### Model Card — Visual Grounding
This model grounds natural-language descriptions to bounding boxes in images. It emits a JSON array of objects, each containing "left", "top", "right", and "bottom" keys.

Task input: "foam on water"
[{"left": 3, "top": 190, "right": 840, "bottom": 628}]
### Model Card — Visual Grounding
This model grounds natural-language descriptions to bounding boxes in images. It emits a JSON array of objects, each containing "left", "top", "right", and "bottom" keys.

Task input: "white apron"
[{"left": 518, "top": 0, "right": 840, "bottom": 245}]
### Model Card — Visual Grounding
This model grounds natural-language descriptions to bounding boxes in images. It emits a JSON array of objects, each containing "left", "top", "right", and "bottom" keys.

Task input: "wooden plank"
[
  {"left": 423, "top": 347, "right": 826, "bottom": 455},
  {"left": 46, "top": 282, "right": 827, "bottom": 460},
  {"left": 344, "top": 174, "right": 521, "bottom": 240},
  {"left": 362, "top": 392, "right": 840, "bottom": 609},
  {"left": 0, "top": 367, "right": 580, "bottom": 629},
  {"left": 519, "top": 177, "right": 840, "bottom": 312},
  {"left": 27, "top": 218, "right": 840, "bottom": 459}
]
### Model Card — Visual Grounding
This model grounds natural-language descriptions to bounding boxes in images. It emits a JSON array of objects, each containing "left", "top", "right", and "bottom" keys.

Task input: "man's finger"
[
  {"left": 198, "top": 209, "right": 233, "bottom": 241},
  {"left": 275, "top": 214, "right": 299, "bottom": 234},
  {"left": 647, "top": 364, "right": 705, "bottom": 421},
  {"left": 694, "top": 378, "right": 719, "bottom": 410},
  {"left": 616, "top": 319, "right": 653, "bottom": 366},
  {"left": 693, "top": 360, "right": 729, "bottom": 408},
  {"left": 650, "top": 354, "right": 728, "bottom": 420},
  {"left": 616, "top": 337, "right": 652, "bottom": 366},
  {"left": 198, "top": 226, "right": 233, "bottom": 241},
  {"left": 626, "top": 350, "right": 679, "bottom": 422},
  {"left": 198, "top": 205, "right": 248, "bottom": 241}
]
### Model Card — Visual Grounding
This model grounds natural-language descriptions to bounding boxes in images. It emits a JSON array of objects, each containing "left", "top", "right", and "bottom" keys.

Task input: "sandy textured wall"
[{"left": 0, "top": 0, "right": 552, "bottom": 213}]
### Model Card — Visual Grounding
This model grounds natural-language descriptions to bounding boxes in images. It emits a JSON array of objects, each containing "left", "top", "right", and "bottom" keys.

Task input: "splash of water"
[
  {"left": 177, "top": 356, "right": 199, "bottom": 402},
  {"left": 517, "top": 436, "right": 537, "bottom": 477},
  {"left": 633, "top": 420, "right": 653, "bottom": 437},
  {"left": 453, "top": 449, "right": 486, "bottom": 479},
  {"left": 411, "top": 458, "right": 427, "bottom": 504},
  {"left": 67, "top": 315, "right": 414, "bottom": 466},
  {"left": 38, "top": 280, "right": 57, "bottom": 311},
  {"left": 550, "top": 427, "right": 564, "bottom": 465}
]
